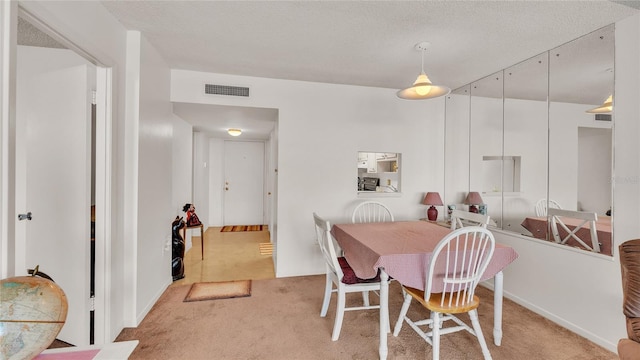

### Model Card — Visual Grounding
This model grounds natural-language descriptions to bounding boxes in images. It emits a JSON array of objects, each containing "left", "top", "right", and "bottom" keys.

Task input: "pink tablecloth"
[
  {"left": 331, "top": 221, "right": 519, "bottom": 292},
  {"left": 35, "top": 350, "right": 100, "bottom": 360},
  {"left": 520, "top": 216, "right": 612, "bottom": 256}
]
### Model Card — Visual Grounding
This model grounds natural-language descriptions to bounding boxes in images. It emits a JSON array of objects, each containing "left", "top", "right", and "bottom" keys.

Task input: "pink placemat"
[{"left": 35, "top": 349, "right": 100, "bottom": 360}]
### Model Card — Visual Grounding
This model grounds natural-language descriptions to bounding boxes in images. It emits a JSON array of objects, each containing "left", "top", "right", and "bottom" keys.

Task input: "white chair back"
[
  {"left": 312, "top": 212, "right": 387, "bottom": 341},
  {"left": 425, "top": 226, "right": 496, "bottom": 307},
  {"left": 394, "top": 226, "right": 496, "bottom": 360},
  {"left": 313, "top": 213, "right": 343, "bottom": 280},
  {"left": 548, "top": 208, "right": 600, "bottom": 253},
  {"left": 351, "top": 201, "right": 394, "bottom": 223},
  {"left": 450, "top": 209, "right": 490, "bottom": 230},
  {"left": 535, "top": 199, "right": 562, "bottom": 216}
]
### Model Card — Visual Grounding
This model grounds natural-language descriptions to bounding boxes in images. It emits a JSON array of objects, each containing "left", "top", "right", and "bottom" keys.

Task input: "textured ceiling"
[
  {"left": 99, "top": 1, "right": 637, "bottom": 90},
  {"left": 17, "top": 17, "right": 65, "bottom": 49},
  {"left": 95, "top": 1, "right": 637, "bottom": 137}
]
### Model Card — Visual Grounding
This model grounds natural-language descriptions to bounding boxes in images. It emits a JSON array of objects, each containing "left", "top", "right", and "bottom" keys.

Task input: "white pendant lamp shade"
[
  {"left": 396, "top": 72, "right": 451, "bottom": 99},
  {"left": 397, "top": 42, "right": 450, "bottom": 100},
  {"left": 586, "top": 95, "right": 613, "bottom": 114},
  {"left": 227, "top": 128, "right": 242, "bottom": 136}
]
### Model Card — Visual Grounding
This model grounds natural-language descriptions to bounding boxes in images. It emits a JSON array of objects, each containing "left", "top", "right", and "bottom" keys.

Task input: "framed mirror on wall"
[{"left": 444, "top": 24, "right": 614, "bottom": 256}]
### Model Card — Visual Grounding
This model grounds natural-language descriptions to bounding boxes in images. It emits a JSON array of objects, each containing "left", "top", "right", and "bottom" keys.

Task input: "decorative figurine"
[
  {"left": 171, "top": 216, "right": 186, "bottom": 281},
  {"left": 182, "top": 203, "right": 202, "bottom": 227},
  {"left": 447, "top": 204, "right": 456, "bottom": 221}
]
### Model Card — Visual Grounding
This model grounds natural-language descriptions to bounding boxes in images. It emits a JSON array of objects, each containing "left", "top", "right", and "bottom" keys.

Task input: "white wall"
[
  {"left": 171, "top": 114, "right": 193, "bottom": 247},
  {"left": 192, "top": 132, "right": 209, "bottom": 227},
  {"left": 171, "top": 70, "right": 446, "bottom": 277},
  {"left": 134, "top": 33, "right": 175, "bottom": 323},
  {"left": 208, "top": 138, "right": 224, "bottom": 226}
]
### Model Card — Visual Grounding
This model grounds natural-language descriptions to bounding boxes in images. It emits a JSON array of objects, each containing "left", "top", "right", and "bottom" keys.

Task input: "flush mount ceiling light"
[
  {"left": 227, "top": 128, "right": 242, "bottom": 136},
  {"left": 397, "top": 42, "right": 451, "bottom": 100},
  {"left": 586, "top": 95, "right": 613, "bottom": 114}
]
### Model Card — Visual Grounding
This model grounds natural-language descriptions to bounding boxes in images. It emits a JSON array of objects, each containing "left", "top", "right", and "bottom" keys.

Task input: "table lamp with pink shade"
[
  {"left": 422, "top": 192, "right": 443, "bottom": 221},
  {"left": 465, "top": 191, "right": 483, "bottom": 213}
]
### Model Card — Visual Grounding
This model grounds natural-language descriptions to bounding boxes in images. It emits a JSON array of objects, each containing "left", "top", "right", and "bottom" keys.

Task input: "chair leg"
[
  {"left": 393, "top": 289, "right": 412, "bottom": 336},
  {"left": 320, "top": 275, "right": 332, "bottom": 317},
  {"left": 469, "top": 309, "right": 492, "bottom": 360},
  {"left": 362, "top": 290, "right": 370, "bottom": 307},
  {"left": 432, "top": 312, "right": 441, "bottom": 360},
  {"left": 332, "top": 289, "right": 346, "bottom": 341}
]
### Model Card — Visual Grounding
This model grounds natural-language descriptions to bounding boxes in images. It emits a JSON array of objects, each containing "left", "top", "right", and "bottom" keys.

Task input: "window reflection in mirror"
[{"left": 357, "top": 152, "right": 401, "bottom": 193}]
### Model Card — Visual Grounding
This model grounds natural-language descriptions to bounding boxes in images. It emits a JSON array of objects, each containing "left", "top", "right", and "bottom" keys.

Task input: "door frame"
[
  {"left": 2, "top": 6, "right": 113, "bottom": 345},
  {"left": 222, "top": 140, "right": 267, "bottom": 226}
]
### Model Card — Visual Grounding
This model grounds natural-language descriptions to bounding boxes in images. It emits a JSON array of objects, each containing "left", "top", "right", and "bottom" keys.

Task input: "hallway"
[{"left": 172, "top": 227, "right": 276, "bottom": 286}]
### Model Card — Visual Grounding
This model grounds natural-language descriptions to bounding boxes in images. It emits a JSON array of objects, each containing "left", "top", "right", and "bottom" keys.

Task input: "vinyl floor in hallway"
[{"left": 171, "top": 226, "right": 276, "bottom": 286}]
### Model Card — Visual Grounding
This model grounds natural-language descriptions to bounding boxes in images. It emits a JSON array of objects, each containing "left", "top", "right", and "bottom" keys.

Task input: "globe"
[{"left": 1, "top": 275, "right": 68, "bottom": 360}]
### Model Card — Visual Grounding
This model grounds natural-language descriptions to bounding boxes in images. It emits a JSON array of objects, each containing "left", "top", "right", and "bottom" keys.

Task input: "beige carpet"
[
  {"left": 183, "top": 280, "right": 251, "bottom": 302},
  {"left": 116, "top": 275, "right": 616, "bottom": 360}
]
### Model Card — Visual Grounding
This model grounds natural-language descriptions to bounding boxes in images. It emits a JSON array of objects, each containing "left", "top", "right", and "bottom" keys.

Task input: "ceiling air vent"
[
  {"left": 594, "top": 114, "right": 612, "bottom": 121},
  {"left": 204, "top": 84, "right": 249, "bottom": 97}
]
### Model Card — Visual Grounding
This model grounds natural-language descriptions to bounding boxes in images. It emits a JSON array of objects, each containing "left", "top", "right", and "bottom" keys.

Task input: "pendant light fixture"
[
  {"left": 586, "top": 95, "right": 613, "bottom": 114},
  {"left": 397, "top": 42, "right": 450, "bottom": 100}
]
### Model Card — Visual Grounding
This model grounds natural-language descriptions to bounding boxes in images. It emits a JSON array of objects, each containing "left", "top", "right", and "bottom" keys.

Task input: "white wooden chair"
[
  {"left": 351, "top": 201, "right": 394, "bottom": 223},
  {"left": 450, "top": 209, "right": 490, "bottom": 230},
  {"left": 548, "top": 208, "right": 600, "bottom": 253},
  {"left": 313, "top": 213, "right": 389, "bottom": 341},
  {"left": 535, "top": 199, "right": 562, "bottom": 216},
  {"left": 393, "top": 226, "right": 496, "bottom": 360}
]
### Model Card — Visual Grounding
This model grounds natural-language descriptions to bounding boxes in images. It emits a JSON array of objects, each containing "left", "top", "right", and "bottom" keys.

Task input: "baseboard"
[
  {"left": 136, "top": 280, "right": 171, "bottom": 326},
  {"left": 497, "top": 286, "right": 617, "bottom": 353}
]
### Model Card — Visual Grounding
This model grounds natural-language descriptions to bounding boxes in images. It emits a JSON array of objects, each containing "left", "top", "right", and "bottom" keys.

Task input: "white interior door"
[
  {"left": 15, "top": 45, "right": 92, "bottom": 346},
  {"left": 224, "top": 141, "right": 265, "bottom": 225}
]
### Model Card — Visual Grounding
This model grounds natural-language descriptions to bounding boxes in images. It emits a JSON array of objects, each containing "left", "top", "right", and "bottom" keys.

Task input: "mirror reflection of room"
[
  {"left": 357, "top": 152, "right": 400, "bottom": 193},
  {"left": 444, "top": 24, "right": 614, "bottom": 256}
]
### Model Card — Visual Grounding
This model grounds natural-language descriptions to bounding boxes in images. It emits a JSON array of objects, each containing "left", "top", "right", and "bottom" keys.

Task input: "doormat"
[
  {"left": 259, "top": 242, "right": 273, "bottom": 255},
  {"left": 220, "top": 225, "right": 265, "bottom": 232},
  {"left": 183, "top": 280, "right": 252, "bottom": 302}
]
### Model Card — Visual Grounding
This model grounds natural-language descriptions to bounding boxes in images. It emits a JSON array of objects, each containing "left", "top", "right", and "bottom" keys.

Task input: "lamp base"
[
  {"left": 427, "top": 206, "right": 438, "bottom": 221},
  {"left": 469, "top": 205, "right": 479, "bottom": 213}
]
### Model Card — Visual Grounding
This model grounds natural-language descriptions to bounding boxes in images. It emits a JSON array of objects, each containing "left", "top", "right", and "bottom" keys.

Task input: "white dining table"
[{"left": 331, "top": 221, "right": 519, "bottom": 360}]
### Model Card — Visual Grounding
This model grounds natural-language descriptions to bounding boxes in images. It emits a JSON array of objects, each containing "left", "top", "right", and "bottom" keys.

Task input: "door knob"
[
  {"left": 18, "top": 212, "right": 32, "bottom": 221},
  {"left": 225, "top": 187, "right": 229, "bottom": 191}
]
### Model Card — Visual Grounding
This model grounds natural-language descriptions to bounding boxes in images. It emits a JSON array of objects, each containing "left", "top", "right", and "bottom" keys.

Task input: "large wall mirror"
[{"left": 445, "top": 24, "right": 614, "bottom": 256}]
